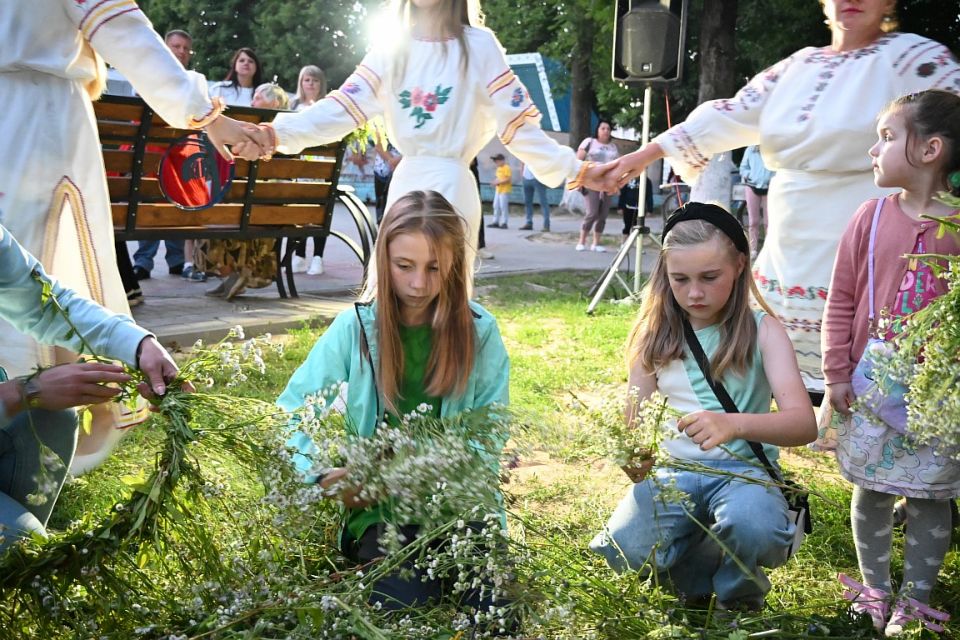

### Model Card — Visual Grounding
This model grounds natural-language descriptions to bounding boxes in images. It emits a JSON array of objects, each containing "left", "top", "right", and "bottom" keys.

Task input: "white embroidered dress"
[
  {"left": 271, "top": 27, "right": 582, "bottom": 262},
  {"left": 0, "top": 0, "right": 216, "bottom": 377},
  {"left": 654, "top": 32, "right": 960, "bottom": 391}
]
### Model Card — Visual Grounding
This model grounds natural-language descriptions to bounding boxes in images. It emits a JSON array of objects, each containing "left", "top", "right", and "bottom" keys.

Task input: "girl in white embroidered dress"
[{"left": 228, "top": 0, "right": 613, "bottom": 273}]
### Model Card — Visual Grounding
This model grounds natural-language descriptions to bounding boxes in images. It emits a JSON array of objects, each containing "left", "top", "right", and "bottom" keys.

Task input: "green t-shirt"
[{"left": 345, "top": 323, "right": 441, "bottom": 541}]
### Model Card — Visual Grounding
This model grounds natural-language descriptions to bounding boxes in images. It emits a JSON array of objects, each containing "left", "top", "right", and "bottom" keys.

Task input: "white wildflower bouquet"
[
  {"left": 595, "top": 391, "right": 681, "bottom": 482},
  {"left": 285, "top": 395, "right": 513, "bottom": 553}
]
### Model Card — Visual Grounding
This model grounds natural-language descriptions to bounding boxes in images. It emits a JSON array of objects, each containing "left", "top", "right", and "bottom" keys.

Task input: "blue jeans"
[
  {"left": 522, "top": 178, "right": 550, "bottom": 227},
  {"left": 133, "top": 240, "right": 185, "bottom": 272},
  {"left": 0, "top": 409, "right": 78, "bottom": 553},
  {"left": 589, "top": 460, "right": 793, "bottom": 605}
]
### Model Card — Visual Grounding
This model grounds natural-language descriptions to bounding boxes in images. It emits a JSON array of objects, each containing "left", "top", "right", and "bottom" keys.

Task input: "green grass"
[{"left": 21, "top": 270, "right": 960, "bottom": 638}]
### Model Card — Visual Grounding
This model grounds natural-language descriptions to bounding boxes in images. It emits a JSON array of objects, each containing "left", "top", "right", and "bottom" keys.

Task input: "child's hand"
[
  {"left": 621, "top": 456, "right": 655, "bottom": 483},
  {"left": 826, "top": 382, "right": 856, "bottom": 416},
  {"left": 319, "top": 467, "right": 374, "bottom": 509},
  {"left": 677, "top": 410, "right": 738, "bottom": 450}
]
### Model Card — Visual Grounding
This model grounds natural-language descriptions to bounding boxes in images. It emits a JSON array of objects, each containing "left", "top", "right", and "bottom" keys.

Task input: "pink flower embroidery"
[
  {"left": 342, "top": 82, "right": 361, "bottom": 95},
  {"left": 423, "top": 93, "right": 438, "bottom": 112},
  {"left": 411, "top": 87, "right": 425, "bottom": 107}
]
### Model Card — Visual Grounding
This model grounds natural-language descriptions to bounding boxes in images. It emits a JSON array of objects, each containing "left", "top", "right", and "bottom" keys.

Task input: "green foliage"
[
  {"left": 4, "top": 271, "right": 959, "bottom": 638},
  {"left": 140, "top": 0, "right": 378, "bottom": 90}
]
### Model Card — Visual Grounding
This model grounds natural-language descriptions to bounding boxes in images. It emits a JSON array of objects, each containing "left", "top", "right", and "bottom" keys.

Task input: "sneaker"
[
  {"left": 186, "top": 267, "right": 207, "bottom": 282},
  {"left": 132, "top": 266, "right": 150, "bottom": 281},
  {"left": 180, "top": 265, "right": 195, "bottom": 280},
  {"left": 499, "top": 223, "right": 508, "bottom": 229},
  {"left": 884, "top": 597, "right": 950, "bottom": 636},
  {"left": 126, "top": 287, "right": 144, "bottom": 307},
  {"left": 307, "top": 256, "right": 324, "bottom": 275},
  {"left": 575, "top": 244, "right": 587, "bottom": 251},
  {"left": 592, "top": 245, "right": 607, "bottom": 253},
  {"left": 486, "top": 221, "right": 501, "bottom": 228},
  {"left": 519, "top": 223, "right": 533, "bottom": 231},
  {"left": 542, "top": 225, "right": 550, "bottom": 232},
  {"left": 839, "top": 573, "right": 890, "bottom": 632},
  {"left": 478, "top": 249, "right": 495, "bottom": 260},
  {"left": 290, "top": 255, "right": 308, "bottom": 273}
]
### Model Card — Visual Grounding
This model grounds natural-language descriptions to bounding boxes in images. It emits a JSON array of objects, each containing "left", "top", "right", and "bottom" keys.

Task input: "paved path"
[{"left": 130, "top": 202, "right": 664, "bottom": 346}]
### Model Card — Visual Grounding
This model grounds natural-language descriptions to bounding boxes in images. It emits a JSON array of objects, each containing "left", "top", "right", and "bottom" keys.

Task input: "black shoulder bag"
[{"left": 681, "top": 318, "right": 812, "bottom": 558}]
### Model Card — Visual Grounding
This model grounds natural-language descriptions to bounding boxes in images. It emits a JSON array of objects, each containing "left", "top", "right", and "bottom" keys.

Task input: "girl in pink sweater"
[{"left": 821, "top": 90, "right": 960, "bottom": 636}]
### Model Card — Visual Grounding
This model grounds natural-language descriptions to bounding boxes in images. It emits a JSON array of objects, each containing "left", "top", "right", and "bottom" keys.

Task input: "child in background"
[
  {"left": 277, "top": 190, "right": 510, "bottom": 610},
  {"left": 488, "top": 153, "right": 512, "bottom": 229},
  {"left": 590, "top": 203, "right": 816, "bottom": 610},
  {"left": 617, "top": 175, "right": 654, "bottom": 244},
  {"left": 822, "top": 90, "right": 960, "bottom": 636}
]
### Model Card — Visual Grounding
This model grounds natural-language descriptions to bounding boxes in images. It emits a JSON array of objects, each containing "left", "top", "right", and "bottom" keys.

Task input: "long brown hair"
[
  {"left": 391, "top": 0, "right": 484, "bottom": 78},
  {"left": 368, "top": 190, "right": 475, "bottom": 413},
  {"left": 627, "top": 217, "right": 774, "bottom": 380}
]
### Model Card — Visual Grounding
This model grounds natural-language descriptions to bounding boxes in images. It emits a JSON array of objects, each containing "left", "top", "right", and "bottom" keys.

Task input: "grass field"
[{"left": 7, "top": 270, "right": 958, "bottom": 639}]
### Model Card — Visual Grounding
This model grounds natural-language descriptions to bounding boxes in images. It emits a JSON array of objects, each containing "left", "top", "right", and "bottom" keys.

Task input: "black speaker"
[{"left": 613, "top": 0, "right": 689, "bottom": 85}]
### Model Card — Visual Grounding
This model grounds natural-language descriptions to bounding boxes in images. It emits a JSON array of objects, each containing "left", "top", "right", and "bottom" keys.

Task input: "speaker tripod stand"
[
  {"left": 585, "top": 83, "right": 656, "bottom": 314},
  {"left": 586, "top": 208, "right": 660, "bottom": 314}
]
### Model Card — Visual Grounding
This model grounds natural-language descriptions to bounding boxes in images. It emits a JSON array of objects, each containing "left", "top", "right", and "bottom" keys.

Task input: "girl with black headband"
[{"left": 590, "top": 202, "right": 816, "bottom": 610}]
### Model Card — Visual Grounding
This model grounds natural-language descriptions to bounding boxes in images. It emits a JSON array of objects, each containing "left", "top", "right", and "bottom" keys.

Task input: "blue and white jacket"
[{"left": 0, "top": 223, "right": 149, "bottom": 427}]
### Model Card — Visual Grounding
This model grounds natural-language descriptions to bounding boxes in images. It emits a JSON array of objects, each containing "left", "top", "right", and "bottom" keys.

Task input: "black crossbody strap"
[{"left": 681, "top": 317, "right": 783, "bottom": 483}]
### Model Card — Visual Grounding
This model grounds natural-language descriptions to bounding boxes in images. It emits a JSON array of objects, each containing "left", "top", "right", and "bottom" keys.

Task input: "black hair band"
[{"left": 661, "top": 202, "right": 749, "bottom": 255}]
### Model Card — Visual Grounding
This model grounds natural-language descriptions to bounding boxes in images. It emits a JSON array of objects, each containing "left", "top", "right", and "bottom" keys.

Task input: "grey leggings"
[
  {"left": 581, "top": 189, "right": 611, "bottom": 234},
  {"left": 0, "top": 408, "right": 77, "bottom": 552}
]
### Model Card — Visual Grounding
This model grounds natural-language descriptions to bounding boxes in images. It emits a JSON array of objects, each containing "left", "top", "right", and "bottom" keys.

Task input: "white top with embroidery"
[
  {"left": 656, "top": 32, "right": 960, "bottom": 183},
  {"left": 0, "top": 0, "right": 215, "bottom": 379},
  {"left": 651, "top": 32, "right": 960, "bottom": 391},
  {"left": 271, "top": 27, "right": 580, "bottom": 190}
]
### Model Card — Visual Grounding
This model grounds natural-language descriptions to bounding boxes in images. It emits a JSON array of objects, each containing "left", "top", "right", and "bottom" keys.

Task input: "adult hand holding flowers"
[{"left": 134, "top": 336, "right": 183, "bottom": 400}]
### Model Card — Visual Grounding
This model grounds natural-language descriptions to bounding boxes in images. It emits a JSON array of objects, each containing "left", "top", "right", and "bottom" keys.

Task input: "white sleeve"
[
  {"left": 271, "top": 49, "right": 388, "bottom": 155},
  {"left": 62, "top": 0, "right": 217, "bottom": 128},
  {"left": 653, "top": 53, "right": 799, "bottom": 183},
  {"left": 899, "top": 39, "right": 960, "bottom": 95},
  {"left": 476, "top": 30, "right": 581, "bottom": 188}
]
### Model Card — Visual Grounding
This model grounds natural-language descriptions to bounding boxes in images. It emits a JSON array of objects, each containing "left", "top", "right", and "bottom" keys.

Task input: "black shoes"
[{"left": 132, "top": 266, "right": 150, "bottom": 281}]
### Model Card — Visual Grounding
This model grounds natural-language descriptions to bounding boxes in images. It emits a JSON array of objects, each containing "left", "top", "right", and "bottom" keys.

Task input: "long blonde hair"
[
  {"left": 368, "top": 190, "right": 475, "bottom": 413},
  {"left": 627, "top": 217, "right": 774, "bottom": 380}
]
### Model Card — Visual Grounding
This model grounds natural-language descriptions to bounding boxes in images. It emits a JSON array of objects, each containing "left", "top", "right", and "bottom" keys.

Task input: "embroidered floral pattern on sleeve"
[
  {"left": 510, "top": 86, "right": 526, "bottom": 108},
  {"left": 398, "top": 85, "right": 453, "bottom": 129}
]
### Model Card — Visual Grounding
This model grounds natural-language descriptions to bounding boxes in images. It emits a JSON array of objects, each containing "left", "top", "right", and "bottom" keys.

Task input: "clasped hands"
[{"left": 203, "top": 115, "right": 277, "bottom": 162}]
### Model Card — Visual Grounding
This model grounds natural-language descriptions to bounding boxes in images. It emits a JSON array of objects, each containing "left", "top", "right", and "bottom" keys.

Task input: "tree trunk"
[
  {"left": 690, "top": 0, "right": 739, "bottom": 209},
  {"left": 697, "top": 0, "right": 739, "bottom": 102},
  {"left": 568, "top": 19, "right": 595, "bottom": 149}
]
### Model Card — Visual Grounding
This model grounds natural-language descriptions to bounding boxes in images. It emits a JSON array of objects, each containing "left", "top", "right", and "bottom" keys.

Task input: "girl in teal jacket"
[{"left": 277, "top": 190, "right": 510, "bottom": 611}]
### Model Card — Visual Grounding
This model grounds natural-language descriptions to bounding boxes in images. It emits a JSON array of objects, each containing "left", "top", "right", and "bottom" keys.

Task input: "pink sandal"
[
  {"left": 839, "top": 573, "right": 891, "bottom": 631},
  {"left": 884, "top": 596, "right": 950, "bottom": 636}
]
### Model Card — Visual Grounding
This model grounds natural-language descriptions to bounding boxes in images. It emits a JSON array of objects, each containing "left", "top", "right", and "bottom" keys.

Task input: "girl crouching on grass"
[
  {"left": 822, "top": 90, "right": 960, "bottom": 636},
  {"left": 590, "top": 203, "right": 816, "bottom": 610},
  {"left": 277, "top": 190, "right": 510, "bottom": 612}
]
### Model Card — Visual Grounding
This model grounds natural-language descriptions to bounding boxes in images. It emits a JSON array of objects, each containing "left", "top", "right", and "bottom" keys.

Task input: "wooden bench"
[{"left": 95, "top": 95, "right": 376, "bottom": 298}]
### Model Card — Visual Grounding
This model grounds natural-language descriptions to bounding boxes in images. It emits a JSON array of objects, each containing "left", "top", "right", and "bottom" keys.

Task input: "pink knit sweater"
[{"left": 821, "top": 194, "right": 960, "bottom": 385}]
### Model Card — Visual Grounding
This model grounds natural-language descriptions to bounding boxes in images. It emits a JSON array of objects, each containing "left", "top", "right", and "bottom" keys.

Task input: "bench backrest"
[{"left": 96, "top": 95, "right": 345, "bottom": 239}]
